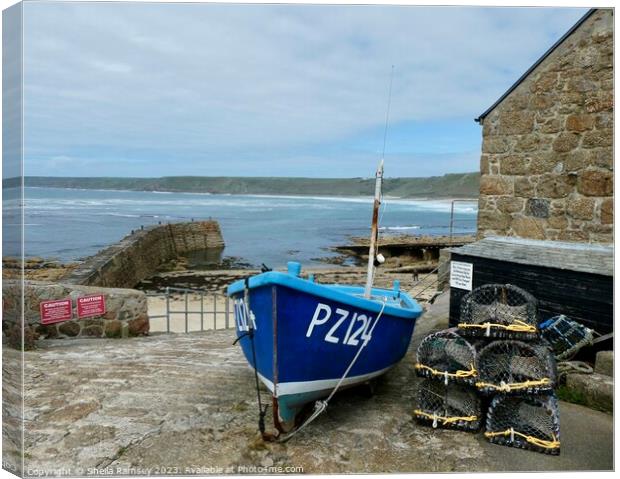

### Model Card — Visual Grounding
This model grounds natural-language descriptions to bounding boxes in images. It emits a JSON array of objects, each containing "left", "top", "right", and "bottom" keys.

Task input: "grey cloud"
[{"left": 21, "top": 3, "right": 588, "bottom": 176}]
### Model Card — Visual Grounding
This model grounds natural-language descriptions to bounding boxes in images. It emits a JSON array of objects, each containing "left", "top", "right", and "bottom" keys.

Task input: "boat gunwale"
[{"left": 227, "top": 271, "right": 422, "bottom": 319}]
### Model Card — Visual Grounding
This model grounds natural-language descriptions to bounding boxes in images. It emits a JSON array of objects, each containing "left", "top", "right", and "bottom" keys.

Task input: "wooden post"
[{"left": 364, "top": 160, "right": 383, "bottom": 298}]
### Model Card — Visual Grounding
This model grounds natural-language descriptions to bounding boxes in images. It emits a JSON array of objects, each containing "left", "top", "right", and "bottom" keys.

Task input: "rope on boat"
[
  {"left": 278, "top": 297, "right": 388, "bottom": 443},
  {"left": 239, "top": 277, "right": 270, "bottom": 439},
  {"left": 412, "top": 265, "right": 440, "bottom": 301},
  {"left": 413, "top": 264, "right": 440, "bottom": 287}
]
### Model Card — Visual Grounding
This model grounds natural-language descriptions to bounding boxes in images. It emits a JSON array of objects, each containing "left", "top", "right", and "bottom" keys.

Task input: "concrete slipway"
[{"left": 3, "top": 293, "right": 613, "bottom": 475}]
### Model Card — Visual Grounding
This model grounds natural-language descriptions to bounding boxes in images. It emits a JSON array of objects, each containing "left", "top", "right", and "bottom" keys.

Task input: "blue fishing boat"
[
  {"left": 228, "top": 264, "right": 423, "bottom": 433},
  {"left": 227, "top": 160, "right": 424, "bottom": 437}
]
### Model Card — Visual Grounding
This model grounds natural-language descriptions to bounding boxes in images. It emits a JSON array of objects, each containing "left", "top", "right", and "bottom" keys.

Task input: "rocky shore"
[
  {"left": 6, "top": 233, "right": 448, "bottom": 296},
  {"left": 136, "top": 265, "right": 437, "bottom": 293},
  {"left": 2, "top": 257, "right": 79, "bottom": 282},
  {"left": 329, "top": 234, "right": 475, "bottom": 267}
]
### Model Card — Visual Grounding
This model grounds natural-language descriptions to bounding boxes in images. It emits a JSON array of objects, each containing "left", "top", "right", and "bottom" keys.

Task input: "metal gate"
[{"left": 147, "top": 287, "right": 235, "bottom": 333}]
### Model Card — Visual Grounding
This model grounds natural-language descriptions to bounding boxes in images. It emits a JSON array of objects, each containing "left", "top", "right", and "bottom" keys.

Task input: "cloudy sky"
[{"left": 19, "top": 2, "right": 588, "bottom": 178}]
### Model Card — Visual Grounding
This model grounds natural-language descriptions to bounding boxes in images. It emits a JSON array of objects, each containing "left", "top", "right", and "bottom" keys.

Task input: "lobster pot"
[
  {"left": 540, "top": 315, "right": 594, "bottom": 360},
  {"left": 459, "top": 284, "right": 538, "bottom": 340},
  {"left": 476, "top": 340, "right": 556, "bottom": 395},
  {"left": 415, "top": 330, "right": 478, "bottom": 386},
  {"left": 485, "top": 394, "right": 560, "bottom": 455},
  {"left": 414, "top": 379, "right": 482, "bottom": 432}
]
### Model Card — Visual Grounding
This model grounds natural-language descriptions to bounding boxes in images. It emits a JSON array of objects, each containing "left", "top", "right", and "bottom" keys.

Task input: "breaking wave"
[{"left": 379, "top": 225, "right": 421, "bottom": 231}]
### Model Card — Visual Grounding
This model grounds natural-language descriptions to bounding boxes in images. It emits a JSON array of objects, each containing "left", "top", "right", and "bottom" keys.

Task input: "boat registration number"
[
  {"left": 306, "top": 303, "right": 373, "bottom": 346},
  {"left": 233, "top": 298, "right": 257, "bottom": 332}
]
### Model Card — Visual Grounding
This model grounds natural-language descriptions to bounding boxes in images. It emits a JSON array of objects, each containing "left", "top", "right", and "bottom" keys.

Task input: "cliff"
[{"left": 17, "top": 173, "right": 480, "bottom": 199}]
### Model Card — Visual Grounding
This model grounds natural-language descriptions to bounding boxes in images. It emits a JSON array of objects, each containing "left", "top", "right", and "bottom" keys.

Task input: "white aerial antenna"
[
  {"left": 381, "top": 65, "right": 395, "bottom": 161},
  {"left": 364, "top": 66, "right": 395, "bottom": 299}
]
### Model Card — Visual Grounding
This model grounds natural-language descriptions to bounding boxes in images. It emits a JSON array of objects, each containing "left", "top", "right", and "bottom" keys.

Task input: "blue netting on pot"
[{"left": 540, "top": 315, "right": 594, "bottom": 360}]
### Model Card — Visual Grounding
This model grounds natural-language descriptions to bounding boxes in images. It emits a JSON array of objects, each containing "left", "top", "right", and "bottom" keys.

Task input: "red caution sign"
[
  {"left": 77, "top": 294, "right": 106, "bottom": 319},
  {"left": 40, "top": 299, "right": 72, "bottom": 324}
]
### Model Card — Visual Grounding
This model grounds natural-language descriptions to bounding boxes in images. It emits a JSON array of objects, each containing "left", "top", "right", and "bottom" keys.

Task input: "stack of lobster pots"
[{"left": 413, "top": 283, "right": 561, "bottom": 455}]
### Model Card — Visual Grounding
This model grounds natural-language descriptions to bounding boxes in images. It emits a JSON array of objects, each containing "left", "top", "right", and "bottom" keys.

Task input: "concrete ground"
[{"left": 2, "top": 293, "right": 613, "bottom": 476}]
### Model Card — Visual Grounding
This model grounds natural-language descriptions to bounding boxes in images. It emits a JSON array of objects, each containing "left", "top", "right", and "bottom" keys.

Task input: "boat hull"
[{"left": 228, "top": 272, "right": 422, "bottom": 425}]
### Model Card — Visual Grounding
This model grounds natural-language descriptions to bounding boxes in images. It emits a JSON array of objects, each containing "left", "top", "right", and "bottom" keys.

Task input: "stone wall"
[
  {"left": 2, "top": 281, "right": 148, "bottom": 348},
  {"left": 64, "top": 220, "right": 225, "bottom": 288},
  {"left": 477, "top": 9, "right": 613, "bottom": 243}
]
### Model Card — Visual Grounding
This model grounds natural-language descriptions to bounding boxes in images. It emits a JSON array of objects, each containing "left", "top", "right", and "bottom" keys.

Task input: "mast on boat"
[
  {"left": 364, "top": 66, "right": 394, "bottom": 299},
  {"left": 364, "top": 160, "right": 384, "bottom": 299}
]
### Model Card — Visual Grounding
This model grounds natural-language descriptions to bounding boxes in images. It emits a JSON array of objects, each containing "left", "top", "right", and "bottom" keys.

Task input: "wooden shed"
[{"left": 448, "top": 237, "right": 613, "bottom": 336}]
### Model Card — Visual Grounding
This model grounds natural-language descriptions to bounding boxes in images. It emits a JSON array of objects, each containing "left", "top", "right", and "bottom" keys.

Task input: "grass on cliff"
[{"left": 15, "top": 173, "right": 480, "bottom": 199}]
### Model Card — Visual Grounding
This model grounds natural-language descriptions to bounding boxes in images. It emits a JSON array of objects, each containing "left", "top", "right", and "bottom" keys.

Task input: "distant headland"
[{"left": 9, "top": 173, "right": 479, "bottom": 199}]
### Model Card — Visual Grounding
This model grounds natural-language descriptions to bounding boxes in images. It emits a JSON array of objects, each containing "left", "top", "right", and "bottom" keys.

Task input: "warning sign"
[
  {"left": 77, "top": 294, "right": 106, "bottom": 319},
  {"left": 40, "top": 299, "right": 72, "bottom": 324},
  {"left": 450, "top": 261, "right": 474, "bottom": 291}
]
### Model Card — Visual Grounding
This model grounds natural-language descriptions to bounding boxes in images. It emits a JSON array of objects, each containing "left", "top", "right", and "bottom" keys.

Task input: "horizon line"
[{"left": 6, "top": 172, "right": 479, "bottom": 181}]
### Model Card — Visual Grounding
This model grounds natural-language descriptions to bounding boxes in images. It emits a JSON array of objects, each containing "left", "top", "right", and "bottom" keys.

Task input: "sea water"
[{"left": 12, "top": 187, "right": 477, "bottom": 268}]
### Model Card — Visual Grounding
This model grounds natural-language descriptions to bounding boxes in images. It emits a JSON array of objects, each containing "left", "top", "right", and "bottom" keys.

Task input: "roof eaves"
[{"left": 474, "top": 8, "right": 599, "bottom": 124}]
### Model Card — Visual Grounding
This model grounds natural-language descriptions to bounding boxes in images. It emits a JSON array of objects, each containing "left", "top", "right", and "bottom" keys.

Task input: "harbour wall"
[
  {"left": 64, "top": 220, "right": 225, "bottom": 288},
  {"left": 2, "top": 281, "right": 148, "bottom": 348},
  {"left": 2, "top": 220, "right": 224, "bottom": 348}
]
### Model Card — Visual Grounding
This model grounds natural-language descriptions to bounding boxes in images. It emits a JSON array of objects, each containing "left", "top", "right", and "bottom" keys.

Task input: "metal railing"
[
  {"left": 147, "top": 286, "right": 235, "bottom": 334},
  {"left": 409, "top": 199, "right": 477, "bottom": 300},
  {"left": 449, "top": 199, "right": 478, "bottom": 244}
]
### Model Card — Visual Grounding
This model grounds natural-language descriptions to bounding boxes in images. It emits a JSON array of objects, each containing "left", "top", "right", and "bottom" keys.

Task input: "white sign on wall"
[{"left": 450, "top": 261, "right": 473, "bottom": 291}]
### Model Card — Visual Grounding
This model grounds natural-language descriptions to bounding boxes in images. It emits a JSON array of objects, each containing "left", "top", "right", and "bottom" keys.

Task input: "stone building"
[{"left": 475, "top": 8, "right": 613, "bottom": 243}]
